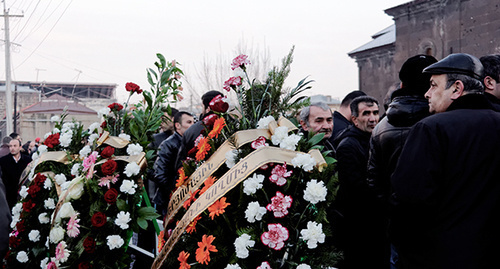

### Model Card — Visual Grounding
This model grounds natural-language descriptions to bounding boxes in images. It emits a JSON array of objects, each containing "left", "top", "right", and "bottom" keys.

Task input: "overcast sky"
[{"left": 1, "top": 0, "right": 409, "bottom": 105}]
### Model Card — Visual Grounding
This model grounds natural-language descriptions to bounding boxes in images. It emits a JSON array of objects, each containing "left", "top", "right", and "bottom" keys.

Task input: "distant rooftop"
[
  {"left": 21, "top": 93, "right": 97, "bottom": 115},
  {"left": 0, "top": 81, "right": 117, "bottom": 100},
  {"left": 348, "top": 24, "right": 395, "bottom": 56}
]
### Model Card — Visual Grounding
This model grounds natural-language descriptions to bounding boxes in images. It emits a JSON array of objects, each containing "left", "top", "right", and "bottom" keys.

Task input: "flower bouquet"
[
  {"left": 5, "top": 54, "right": 183, "bottom": 268},
  {"left": 154, "top": 49, "right": 341, "bottom": 269}
]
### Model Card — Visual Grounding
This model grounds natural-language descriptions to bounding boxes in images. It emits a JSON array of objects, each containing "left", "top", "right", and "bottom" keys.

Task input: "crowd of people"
[{"left": 1, "top": 52, "right": 500, "bottom": 268}]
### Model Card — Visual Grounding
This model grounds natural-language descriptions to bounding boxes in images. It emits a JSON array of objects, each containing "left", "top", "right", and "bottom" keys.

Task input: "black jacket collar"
[{"left": 447, "top": 93, "right": 493, "bottom": 111}]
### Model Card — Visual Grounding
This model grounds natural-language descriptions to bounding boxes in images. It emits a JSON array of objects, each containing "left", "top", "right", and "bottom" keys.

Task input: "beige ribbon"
[
  {"left": 152, "top": 147, "right": 325, "bottom": 269},
  {"left": 164, "top": 117, "right": 298, "bottom": 226}
]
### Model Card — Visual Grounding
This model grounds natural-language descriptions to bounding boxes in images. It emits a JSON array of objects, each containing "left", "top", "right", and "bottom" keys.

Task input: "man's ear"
[
  {"left": 300, "top": 120, "right": 309, "bottom": 131},
  {"left": 450, "top": 80, "right": 465, "bottom": 100},
  {"left": 351, "top": 116, "right": 358, "bottom": 127},
  {"left": 174, "top": 122, "right": 181, "bottom": 131},
  {"left": 484, "top": 76, "right": 495, "bottom": 91}
]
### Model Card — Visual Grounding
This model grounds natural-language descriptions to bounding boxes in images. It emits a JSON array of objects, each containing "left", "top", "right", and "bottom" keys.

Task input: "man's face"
[
  {"left": 176, "top": 114, "right": 194, "bottom": 136},
  {"left": 9, "top": 139, "right": 21, "bottom": 156},
  {"left": 352, "top": 102, "right": 379, "bottom": 133},
  {"left": 302, "top": 106, "right": 333, "bottom": 139},
  {"left": 29, "top": 141, "right": 36, "bottom": 152},
  {"left": 426, "top": 74, "right": 455, "bottom": 113},
  {"left": 161, "top": 113, "right": 174, "bottom": 132}
]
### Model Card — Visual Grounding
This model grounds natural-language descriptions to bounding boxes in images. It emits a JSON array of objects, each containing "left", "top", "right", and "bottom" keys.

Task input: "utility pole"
[
  {"left": 1, "top": 1, "right": 23, "bottom": 136},
  {"left": 35, "top": 68, "right": 46, "bottom": 82}
]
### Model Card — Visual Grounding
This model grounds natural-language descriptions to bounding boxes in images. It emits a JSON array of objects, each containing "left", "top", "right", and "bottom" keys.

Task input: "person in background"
[
  {"left": 329, "top": 90, "right": 366, "bottom": 148},
  {"left": 479, "top": 54, "right": 500, "bottom": 111},
  {"left": 299, "top": 101, "right": 335, "bottom": 157},
  {"left": 0, "top": 139, "right": 32, "bottom": 210},
  {"left": 0, "top": 137, "right": 12, "bottom": 158}
]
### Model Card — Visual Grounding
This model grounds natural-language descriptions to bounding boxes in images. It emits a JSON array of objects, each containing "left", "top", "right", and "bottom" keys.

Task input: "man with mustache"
[
  {"left": 299, "top": 101, "right": 335, "bottom": 157},
  {"left": 333, "top": 95, "right": 381, "bottom": 268}
]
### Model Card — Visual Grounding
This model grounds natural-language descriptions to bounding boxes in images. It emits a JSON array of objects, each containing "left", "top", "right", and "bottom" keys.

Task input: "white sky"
[{"left": 1, "top": 0, "right": 410, "bottom": 106}]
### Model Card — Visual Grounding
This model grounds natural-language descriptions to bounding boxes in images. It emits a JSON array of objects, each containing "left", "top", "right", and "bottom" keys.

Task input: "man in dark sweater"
[{"left": 0, "top": 139, "right": 31, "bottom": 210}]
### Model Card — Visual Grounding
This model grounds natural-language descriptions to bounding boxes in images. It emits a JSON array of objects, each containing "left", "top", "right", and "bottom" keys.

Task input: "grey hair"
[
  {"left": 300, "top": 102, "right": 331, "bottom": 126},
  {"left": 445, "top": 73, "right": 484, "bottom": 94}
]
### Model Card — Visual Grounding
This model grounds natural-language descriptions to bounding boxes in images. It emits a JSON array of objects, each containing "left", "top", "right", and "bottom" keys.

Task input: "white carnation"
[
  {"left": 300, "top": 221, "right": 325, "bottom": 249},
  {"left": 16, "top": 251, "right": 29, "bottom": 263},
  {"left": 98, "top": 107, "right": 111, "bottom": 118},
  {"left": 50, "top": 115, "right": 60, "bottom": 122},
  {"left": 71, "top": 163, "right": 81, "bottom": 176},
  {"left": 279, "top": 133, "right": 301, "bottom": 151},
  {"left": 245, "top": 201, "right": 266, "bottom": 223},
  {"left": 120, "top": 179, "right": 137, "bottom": 195},
  {"left": 271, "top": 126, "right": 289, "bottom": 145},
  {"left": 61, "top": 122, "right": 75, "bottom": 133},
  {"left": 242, "top": 173, "right": 264, "bottom": 195},
  {"left": 225, "top": 149, "right": 239, "bottom": 168},
  {"left": 19, "top": 185, "right": 28, "bottom": 199},
  {"left": 234, "top": 234, "right": 255, "bottom": 259},
  {"left": 44, "top": 177, "right": 53, "bottom": 190},
  {"left": 126, "top": 143, "right": 143, "bottom": 156},
  {"left": 88, "top": 122, "right": 100, "bottom": 133},
  {"left": 44, "top": 198, "right": 56, "bottom": 209},
  {"left": 10, "top": 215, "right": 20, "bottom": 229},
  {"left": 40, "top": 257, "right": 49, "bottom": 268},
  {"left": 88, "top": 133, "right": 99, "bottom": 144},
  {"left": 115, "top": 211, "right": 131, "bottom": 229},
  {"left": 38, "top": 144, "right": 48, "bottom": 154},
  {"left": 12, "top": 203, "right": 23, "bottom": 216},
  {"left": 256, "top": 115, "right": 275, "bottom": 129},
  {"left": 29, "top": 230, "right": 41, "bottom": 242},
  {"left": 297, "top": 264, "right": 312, "bottom": 269},
  {"left": 59, "top": 131, "right": 73, "bottom": 148},
  {"left": 291, "top": 153, "right": 317, "bottom": 172},
  {"left": 107, "top": 235, "right": 124, "bottom": 250},
  {"left": 52, "top": 127, "right": 60, "bottom": 134},
  {"left": 54, "top": 173, "right": 67, "bottom": 185},
  {"left": 39, "top": 212, "right": 50, "bottom": 224},
  {"left": 44, "top": 132, "right": 52, "bottom": 139},
  {"left": 303, "top": 179, "right": 327, "bottom": 204},
  {"left": 124, "top": 162, "right": 140, "bottom": 177},
  {"left": 79, "top": 145, "right": 91, "bottom": 158},
  {"left": 119, "top": 133, "right": 131, "bottom": 141},
  {"left": 49, "top": 226, "right": 65, "bottom": 243},
  {"left": 225, "top": 264, "right": 242, "bottom": 269}
]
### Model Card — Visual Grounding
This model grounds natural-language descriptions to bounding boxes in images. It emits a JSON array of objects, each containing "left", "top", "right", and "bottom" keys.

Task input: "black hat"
[
  {"left": 423, "top": 53, "right": 484, "bottom": 80},
  {"left": 398, "top": 54, "right": 437, "bottom": 96}
]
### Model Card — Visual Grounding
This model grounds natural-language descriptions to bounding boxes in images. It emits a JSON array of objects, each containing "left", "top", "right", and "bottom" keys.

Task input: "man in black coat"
[
  {"left": 391, "top": 53, "right": 500, "bottom": 269},
  {"left": 0, "top": 138, "right": 31, "bottom": 210},
  {"left": 479, "top": 54, "right": 500, "bottom": 111},
  {"left": 329, "top": 90, "right": 366, "bottom": 148},
  {"left": 367, "top": 54, "right": 437, "bottom": 267},
  {"left": 153, "top": 111, "right": 194, "bottom": 216},
  {"left": 333, "top": 95, "right": 382, "bottom": 268}
]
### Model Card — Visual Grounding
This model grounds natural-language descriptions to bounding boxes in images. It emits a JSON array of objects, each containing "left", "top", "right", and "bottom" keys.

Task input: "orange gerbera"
[
  {"left": 199, "top": 176, "right": 216, "bottom": 195},
  {"left": 176, "top": 168, "right": 188, "bottom": 187},
  {"left": 195, "top": 137, "right": 211, "bottom": 161},
  {"left": 208, "top": 197, "right": 230, "bottom": 220},
  {"left": 157, "top": 230, "right": 166, "bottom": 252},
  {"left": 195, "top": 235, "right": 218, "bottom": 265},
  {"left": 208, "top": 117, "right": 226, "bottom": 139},
  {"left": 186, "top": 215, "right": 202, "bottom": 234},
  {"left": 178, "top": 251, "right": 191, "bottom": 269},
  {"left": 183, "top": 189, "right": 199, "bottom": 209}
]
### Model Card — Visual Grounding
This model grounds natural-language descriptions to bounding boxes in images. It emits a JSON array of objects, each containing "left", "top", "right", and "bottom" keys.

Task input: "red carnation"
[
  {"left": 100, "top": 121, "right": 107, "bottom": 129},
  {"left": 34, "top": 173, "right": 47, "bottom": 186},
  {"left": 83, "top": 236, "right": 96, "bottom": 253},
  {"left": 203, "top": 114, "right": 218, "bottom": 127},
  {"left": 104, "top": 188, "right": 118, "bottom": 204},
  {"left": 22, "top": 200, "right": 35, "bottom": 213},
  {"left": 78, "top": 261, "right": 93, "bottom": 269},
  {"left": 27, "top": 184, "right": 41, "bottom": 198},
  {"left": 9, "top": 236, "right": 20, "bottom": 248},
  {"left": 100, "top": 146, "right": 115, "bottom": 159},
  {"left": 125, "top": 82, "right": 142, "bottom": 94},
  {"left": 16, "top": 220, "right": 26, "bottom": 233},
  {"left": 108, "top": 103, "right": 124, "bottom": 111},
  {"left": 101, "top": 159, "right": 117, "bottom": 176},
  {"left": 91, "top": 212, "right": 107, "bottom": 228},
  {"left": 44, "top": 133, "right": 60, "bottom": 148},
  {"left": 209, "top": 95, "right": 229, "bottom": 113}
]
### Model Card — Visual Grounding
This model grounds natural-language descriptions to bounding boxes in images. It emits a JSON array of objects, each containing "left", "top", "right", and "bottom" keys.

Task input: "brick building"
[{"left": 349, "top": 0, "right": 500, "bottom": 109}]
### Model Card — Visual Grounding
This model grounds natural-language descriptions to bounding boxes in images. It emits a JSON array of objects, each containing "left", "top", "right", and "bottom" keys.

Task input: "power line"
[
  {"left": 16, "top": 0, "right": 55, "bottom": 43},
  {"left": 11, "top": 0, "right": 40, "bottom": 41}
]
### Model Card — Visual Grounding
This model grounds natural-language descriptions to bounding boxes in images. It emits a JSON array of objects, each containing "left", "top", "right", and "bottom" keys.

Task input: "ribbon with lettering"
[{"left": 151, "top": 146, "right": 326, "bottom": 268}]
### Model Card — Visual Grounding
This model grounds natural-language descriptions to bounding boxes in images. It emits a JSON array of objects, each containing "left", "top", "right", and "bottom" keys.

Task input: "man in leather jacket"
[
  {"left": 367, "top": 54, "right": 437, "bottom": 268},
  {"left": 391, "top": 53, "right": 500, "bottom": 268},
  {"left": 153, "top": 111, "right": 194, "bottom": 216},
  {"left": 479, "top": 54, "right": 500, "bottom": 111}
]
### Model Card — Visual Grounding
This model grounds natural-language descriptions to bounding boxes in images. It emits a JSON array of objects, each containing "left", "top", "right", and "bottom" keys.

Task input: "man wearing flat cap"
[{"left": 390, "top": 53, "right": 500, "bottom": 268}]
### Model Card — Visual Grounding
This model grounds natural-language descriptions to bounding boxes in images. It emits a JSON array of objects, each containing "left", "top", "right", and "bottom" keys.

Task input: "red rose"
[
  {"left": 22, "top": 200, "right": 35, "bottom": 213},
  {"left": 78, "top": 261, "right": 92, "bottom": 269},
  {"left": 100, "top": 146, "right": 115, "bottom": 159},
  {"left": 203, "top": 114, "right": 218, "bottom": 127},
  {"left": 34, "top": 173, "right": 47, "bottom": 186},
  {"left": 27, "top": 184, "right": 41, "bottom": 198},
  {"left": 100, "top": 121, "right": 107, "bottom": 129},
  {"left": 44, "top": 133, "right": 60, "bottom": 148},
  {"left": 209, "top": 95, "right": 229, "bottom": 113},
  {"left": 108, "top": 103, "right": 124, "bottom": 111},
  {"left": 125, "top": 82, "right": 142, "bottom": 94},
  {"left": 104, "top": 188, "right": 118, "bottom": 204},
  {"left": 16, "top": 220, "right": 25, "bottom": 233},
  {"left": 91, "top": 212, "right": 107, "bottom": 228},
  {"left": 9, "top": 236, "right": 20, "bottom": 248},
  {"left": 101, "top": 159, "right": 117, "bottom": 176},
  {"left": 83, "top": 236, "right": 96, "bottom": 253}
]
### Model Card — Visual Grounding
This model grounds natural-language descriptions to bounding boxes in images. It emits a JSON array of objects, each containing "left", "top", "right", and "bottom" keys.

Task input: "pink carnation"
[
  {"left": 47, "top": 261, "right": 58, "bottom": 269},
  {"left": 251, "top": 136, "right": 269, "bottom": 150},
  {"left": 98, "top": 174, "right": 119, "bottom": 189},
  {"left": 83, "top": 151, "right": 98, "bottom": 171},
  {"left": 261, "top": 223, "right": 289, "bottom": 250},
  {"left": 223, "top": 76, "right": 242, "bottom": 91},
  {"left": 266, "top": 191, "right": 293, "bottom": 218},
  {"left": 231, "top": 54, "right": 251, "bottom": 70},
  {"left": 66, "top": 214, "right": 80, "bottom": 238},
  {"left": 269, "top": 163, "right": 292, "bottom": 186}
]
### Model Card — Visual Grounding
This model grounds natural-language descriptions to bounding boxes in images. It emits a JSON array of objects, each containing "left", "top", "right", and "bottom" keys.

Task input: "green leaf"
[
  {"left": 147, "top": 70, "right": 155, "bottom": 87},
  {"left": 157, "top": 53, "right": 166, "bottom": 68},
  {"left": 324, "top": 156, "right": 337, "bottom": 165},
  {"left": 137, "top": 218, "right": 148, "bottom": 230},
  {"left": 308, "top": 133, "right": 325, "bottom": 146},
  {"left": 160, "top": 69, "right": 172, "bottom": 85},
  {"left": 143, "top": 90, "right": 153, "bottom": 108},
  {"left": 116, "top": 199, "right": 128, "bottom": 211},
  {"left": 137, "top": 206, "right": 161, "bottom": 220}
]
